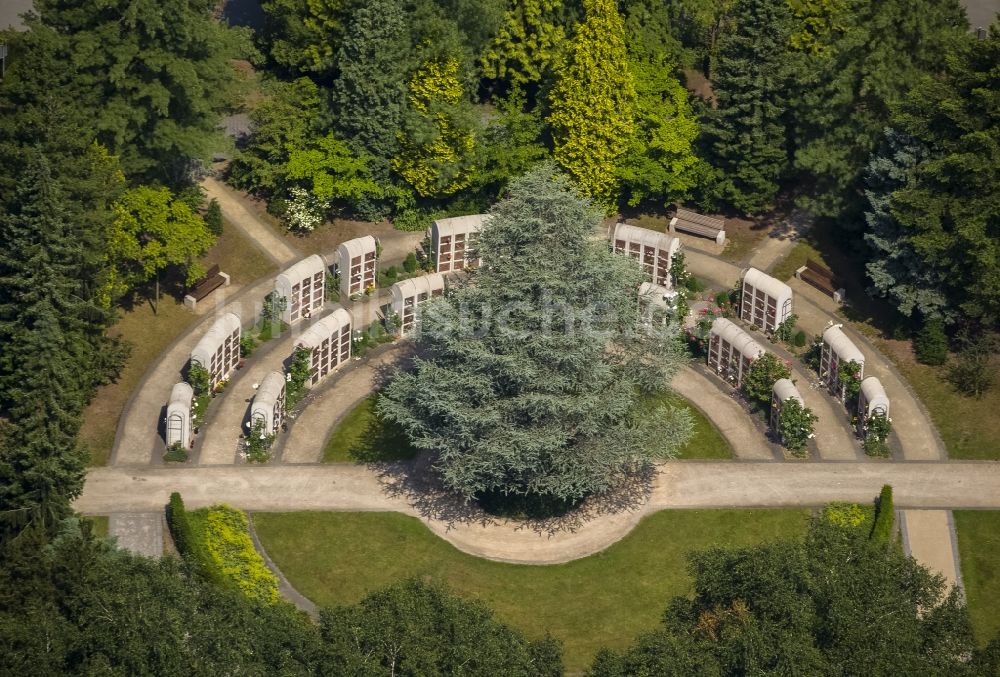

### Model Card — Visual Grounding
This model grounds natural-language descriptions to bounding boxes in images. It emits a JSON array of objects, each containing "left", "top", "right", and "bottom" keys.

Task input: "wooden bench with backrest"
[
  {"left": 183, "top": 264, "right": 229, "bottom": 309},
  {"left": 669, "top": 207, "right": 726, "bottom": 245},
  {"left": 796, "top": 259, "right": 845, "bottom": 302}
]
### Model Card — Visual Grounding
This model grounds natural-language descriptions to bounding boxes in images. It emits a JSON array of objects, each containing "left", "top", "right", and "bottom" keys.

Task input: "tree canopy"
[
  {"left": 378, "top": 165, "right": 692, "bottom": 501},
  {"left": 591, "top": 514, "right": 994, "bottom": 675}
]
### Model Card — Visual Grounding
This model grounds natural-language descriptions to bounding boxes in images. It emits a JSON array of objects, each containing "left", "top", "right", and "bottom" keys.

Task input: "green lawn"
[
  {"left": 254, "top": 509, "right": 808, "bottom": 672},
  {"left": 324, "top": 394, "right": 731, "bottom": 463},
  {"left": 666, "top": 397, "right": 733, "bottom": 460},
  {"left": 897, "top": 359, "right": 1000, "bottom": 460},
  {"left": 323, "top": 395, "right": 417, "bottom": 462},
  {"left": 954, "top": 511, "right": 1000, "bottom": 645}
]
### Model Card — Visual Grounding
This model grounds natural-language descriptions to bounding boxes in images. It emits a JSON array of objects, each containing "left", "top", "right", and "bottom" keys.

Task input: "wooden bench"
[
  {"left": 668, "top": 207, "right": 726, "bottom": 245},
  {"left": 795, "top": 259, "right": 845, "bottom": 303},
  {"left": 183, "top": 264, "right": 230, "bottom": 309}
]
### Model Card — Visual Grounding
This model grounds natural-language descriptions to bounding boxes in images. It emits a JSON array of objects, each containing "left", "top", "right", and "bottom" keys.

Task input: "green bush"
[
  {"left": 863, "top": 411, "right": 892, "bottom": 457},
  {"left": 793, "top": 330, "right": 807, "bottom": 347},
  {"left": 824, "top": 502, "right": 867, "bottom": 529},
  {"left": 204, "top": 198, "right": 223, "bottom": 236},
  {"left": 914, "top": 317, "right": 948, "bottom": 366},
  {"left": 163, "top": 442, "right": 188, "bottom": 463},
  {"left": 743, "top": 353, "right": 792, "bottom": 405},
  {"left": 684, "top": 276, "right": 705, "bottom": 293},
  {"left": 403, "top": 252, "right": 418, "bottom": 274},
  {"left": 714, "top": 291, "right": 730, "bottom": 308},
  {"left": 166, "top": 493, "right": 224, "bottom": 587},
  {"left": 239, "top": 334, "right": 257, "bottom": 358},
  {"left": 188, "top": 363, "right": 210, "bottom": 396},
  {"left": 774, "top": 314, "right": 798, "bottom": 342},
  {"left": 870, "top": 484, "right": 895, "bottom": 544},
  {"left": 190, "top": 505, "right": 280, "bottom": 604}
]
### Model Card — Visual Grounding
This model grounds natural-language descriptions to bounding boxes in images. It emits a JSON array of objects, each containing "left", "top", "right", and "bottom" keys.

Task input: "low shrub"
[
  {"left": 824, "top": 502, "right": 868, "bottom": 529},
  {"left": 914, "top": 318, "right": 948, "bottom": 366},
  {"left": 190, "top": 505, "right": 280, "bottom": 604},
  {"left": 684, "top": 276, "right": 705, "bottom": 293},
  {"left": 793, "top": 330, "right": 807, "bottom": 347},
  {"left": 870, "top": 484, "right": 895, "bottom": 544},
  {"left": 163, "top": 442, "right": 189, "bottom": 463},
  {"left": 743, "top": 354, "right": 792, "bottom": 405},
  {"left": 239, "top": 334, "right": 257, "bottom": 358},
  {"left": 774, "top": 314, "right": 798, "bottom": 343},
  {"left": 403, "top": 252, "right": 418, "bottom": 273},
  {"left": 714, "top": 291, "right": 730, "bottom": 308}
]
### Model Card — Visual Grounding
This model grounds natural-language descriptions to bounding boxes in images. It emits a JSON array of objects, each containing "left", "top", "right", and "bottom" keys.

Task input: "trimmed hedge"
[
  {"left": 167, "top": 492, "right": 225, "bottom": 586},
  {"left": 870, "top": 484, "right": 895, "bottom": 544}
]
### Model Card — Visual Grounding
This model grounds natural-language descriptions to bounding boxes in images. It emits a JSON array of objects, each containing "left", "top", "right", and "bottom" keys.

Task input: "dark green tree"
[
  {"left": 0, "top": 155, "right": 114, "bottom": 530},
  {"left": 704, "top": 0, "right": 791, "bottom": 214},
  {"left": 476, "top": 88, "right": 549, "bottom": 200},
  {"left": 785, "top": 0, "right": 967, "bottom": 220},
  {"left": 887, "top": 26, "right": 1000, "bottom": 325},
  {"left": 319, "top": 579, "right": 562, "bottom": 675},
  {"left": 914, "top": 317, "right": 949, "bottom": 366},
  {"left": 22, "top": 0, "right": 247, "bottom": 183},
  {"left": 229, "top": 77, "right": 322, "bottom": 197},
  {"left": 0, "top": 520, "right": 322, "bottom": 674},
  {"left": 326, "top": 0, "right": 411, "bottom": 178},
  {"left": 378, "top": 166, "right": 692, "bottom": 502},
  {"left": 592, "top": 515, "right": 986, "bottom": 675},
  {"left": 862, "top": 129, "right": 948, "bottom": 320},
  {"left": 204, "top": 198, "right": 223, "bottom": 236}
]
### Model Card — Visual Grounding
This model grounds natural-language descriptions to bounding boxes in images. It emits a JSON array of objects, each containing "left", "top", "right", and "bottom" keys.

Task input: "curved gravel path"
[{"left": 79, "top": 461, "right": 1000, "bottom": 565}]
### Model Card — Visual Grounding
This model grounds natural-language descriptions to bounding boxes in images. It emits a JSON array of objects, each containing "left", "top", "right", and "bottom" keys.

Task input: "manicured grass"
[
  {"left": 86, "top": 515, "right": 109, "bottom": 539},
  {"left": 254, "top": 509, "right": 809, "bottom": 672},
  {"left": 323, "top": 394, "right": 730, "bottom": 463},
  {"left": 650, "top": 395, "right": 733, "bottom": 460},
  {"left": 879, "top": 340, "right": 1000, "bottom": 460},
  {"left": 323, "top": 395, "right": 417, "bottom": 463},
  {"left": 954, "top": 511, "right": 1000, "bottom": 645},
  {"left": 78, "top": 226, "right": 277, "bottom": 466}
]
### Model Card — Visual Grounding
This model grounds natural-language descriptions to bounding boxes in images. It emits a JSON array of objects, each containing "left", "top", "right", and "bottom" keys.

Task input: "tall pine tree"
[
  {"left": 704, "top": 0, "right": 791, "bottom": 215},
  {"left": 886, "top": 26, "right": 1000, "bottom": 325},
  {"left": 0, "top": 155, "right": 100, "bottom": 529},
  {"left": 326, "top": 0, "right": 411, "bottom": 179}
]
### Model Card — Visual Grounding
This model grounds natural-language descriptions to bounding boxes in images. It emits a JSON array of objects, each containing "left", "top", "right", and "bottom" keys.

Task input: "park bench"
[
  {"left": 795, "top": 259, "right": 846, "bottom": 303},
  {"left": 183, "top": 264, "right": 230, "bottom": 310},
  {"left": 668, "top": 207, "right": 726, "bottom": 246}
]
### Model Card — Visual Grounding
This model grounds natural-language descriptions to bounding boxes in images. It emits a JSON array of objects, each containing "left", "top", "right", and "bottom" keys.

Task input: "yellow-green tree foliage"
[
  {"left": 480, "top": 0, "right": 567, "bottom": 86},
  {"left": 106, "top": 186, "right": 215, "bottom": 299},
  {"left": 393, "top": 58, "right": 477, "bottom": 198},
  {"left": 786, "top": 0, "right": 850, "bottom": 54},
  {"left": 548, "top": 0, "right": 637, "bottom": 207}
]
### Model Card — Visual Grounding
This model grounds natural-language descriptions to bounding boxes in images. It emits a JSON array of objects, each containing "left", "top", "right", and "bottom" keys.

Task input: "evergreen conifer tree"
[
  {"left": 378, "top": 166, "right": 692, "bottom": 502},
  {"left": 326, "top": 0, "right": 411, "bottom": 178},
  {"left": 0, "top": 155, "right": 97, "bottom": 528},
  {"left": 548, "top": 0, "right": 637, "bottom": 207},
  {"left": 705, "top": 0, "right": 791, "bottom": 214}
]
